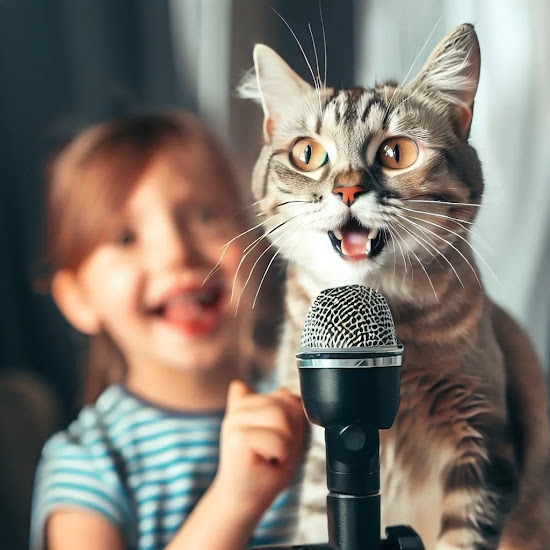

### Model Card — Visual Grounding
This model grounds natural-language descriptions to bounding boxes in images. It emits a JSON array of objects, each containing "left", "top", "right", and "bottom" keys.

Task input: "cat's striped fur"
[{"left": 241, "top": 24, "right": 550, "bottom": 549}]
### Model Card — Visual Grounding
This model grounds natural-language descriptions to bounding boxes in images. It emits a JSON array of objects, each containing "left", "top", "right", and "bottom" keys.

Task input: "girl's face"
[{"left": 73, "top": 144, "right": 251, "bottom": 376}]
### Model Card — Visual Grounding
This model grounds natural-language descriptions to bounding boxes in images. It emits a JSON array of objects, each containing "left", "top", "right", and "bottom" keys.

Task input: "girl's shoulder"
[
  {"left": 42, "top": 384, "right": 226, "bottom": 463},
  {"left": 30, "top": 386, "right": 139, "bottom": 550},
  {"left": 42, "top": 384, "right": 137, "bottom": 459}
]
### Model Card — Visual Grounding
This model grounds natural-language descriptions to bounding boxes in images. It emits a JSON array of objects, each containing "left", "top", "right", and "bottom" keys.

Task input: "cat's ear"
[
  {"left": 238, "top": 44, "right": 313, "bottom": 142},
  {"left": 406, "top": 24, "right": 480, "bottom": 140}
]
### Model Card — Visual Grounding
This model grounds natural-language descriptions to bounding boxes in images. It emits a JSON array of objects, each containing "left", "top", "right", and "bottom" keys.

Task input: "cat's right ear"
[
  {"left": 238, "top": 44, "right": 312, "bottom": 143},
  {"left": 405, "top": 24, "right": 481, "bottom": 140}
]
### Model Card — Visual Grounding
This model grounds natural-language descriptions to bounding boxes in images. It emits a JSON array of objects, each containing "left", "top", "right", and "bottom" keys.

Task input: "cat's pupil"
[
  {"left": 384, "top": 144, "right": 400, "bottom": 164},
  {"left": 300, "top": 145, "right": 312, "bottom": 165}
]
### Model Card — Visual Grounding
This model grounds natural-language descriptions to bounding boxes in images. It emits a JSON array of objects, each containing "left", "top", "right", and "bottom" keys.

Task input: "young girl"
[{"left": 30, "top": 112, "right": 306, "bottom": 550}]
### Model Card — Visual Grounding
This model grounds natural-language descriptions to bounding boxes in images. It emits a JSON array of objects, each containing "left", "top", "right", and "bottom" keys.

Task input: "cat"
[{"left": 239, "top": 23, "right": 550, "bottom": 550}]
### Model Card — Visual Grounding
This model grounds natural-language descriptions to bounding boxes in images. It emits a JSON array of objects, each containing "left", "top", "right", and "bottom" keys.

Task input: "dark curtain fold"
[{"left": 0, "top": 2, "right": 183, "bottom": 547}]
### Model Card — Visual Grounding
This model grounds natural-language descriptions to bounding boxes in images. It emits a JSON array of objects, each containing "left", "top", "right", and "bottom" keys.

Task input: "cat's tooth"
[
  {"left": 332, "top": 228, "right": 343, "bottom": 241},
  {"left": 366, "top": 239, "right": 372, "bottom": 255},
  {"left": 368, "top": 228, "right": 379, "bottom": 240}
]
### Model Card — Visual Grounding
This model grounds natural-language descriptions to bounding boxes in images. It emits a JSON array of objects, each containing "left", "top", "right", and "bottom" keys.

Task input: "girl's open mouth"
[
  {"left": 328, "top": 218, "right": 385, "bottom": 261},
  {"left": 148, "top": 286, "right": 225, "bottom": 336}
]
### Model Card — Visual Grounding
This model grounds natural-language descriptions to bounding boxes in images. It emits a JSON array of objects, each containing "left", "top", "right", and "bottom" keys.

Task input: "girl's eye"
[
  {"left": 378, "top": 137, "right": 419, "bottom": 169},
  {"left": 200, "top": 208, "right": 213, "bottom": 223},
  {"left": 116, "top": 227, "right": 136, "bottom": 246},
  {"left": 290, "top": 138, "right": 329, "bottom": 172}
]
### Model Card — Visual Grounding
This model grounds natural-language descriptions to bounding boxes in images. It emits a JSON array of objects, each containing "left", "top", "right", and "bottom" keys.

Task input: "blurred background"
[{"left": 0, "top": 0, "right": 548, "bottom": 548}]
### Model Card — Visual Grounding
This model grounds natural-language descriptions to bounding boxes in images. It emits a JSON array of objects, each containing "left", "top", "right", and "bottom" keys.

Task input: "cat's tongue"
[{"left": 341, "top": 230, "right": 371, "bottom": 258}]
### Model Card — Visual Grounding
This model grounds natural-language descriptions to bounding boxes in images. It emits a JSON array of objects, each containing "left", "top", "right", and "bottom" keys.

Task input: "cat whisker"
[
  {"left": 242, "top": 198, "right": 265, "bottom": 211},
  {"left": 396, "top": 217, "right": 465, "bottom": 288},
  {"left": 252, "top": 215, "right": 311, "bottom": 309},
  {"left": 236, "top": 233, "right": 285, "bottom": 313},
  {"left": 384, "top": 226, "right": 398, "bottom": 280},
  {"left": 403, "top": 199, "right": 483, "bottom": 208},
  {"left": 386, "top": 225, "right": 418, "bottom": 287},
  {"left": 393, "top": 219, "right": 439, "bottom": 263},
  {"left": 275, "top": 200, "right": 313, "bottom": 209},
  {"left": 393, "top": 220, "right": 439, "bottom": 301},
  {"left": 203, "top": 217, "right": 275, "bottom": 286},
  {"left": 389, "top": 223, "right": 416, "bottom": 284},
  {"left": 251, "top": 246, "right": 283, "bottom": 310},
  {"left": 393, "top": 94, "right": 413, "bottom": 114},
  {"left": 405, "top": 213, "right": 502, "bottom": 287},
  {"left": 308, "top": 23, "right": 323, "bottom": 115},
  {"left": 455, "top": 222, "right": 495, "bottom": 255},
  {"left": 237, "top": 216, "right": 306, "bottom": 312},
  {"left": 272, "top": 8, "right": 323, "bottom": 118},
  {"left": 285, "top": 219, "right": 316, "bottom": 273},
  {"left": 386, "top": 224, "right": 409, "bottom": 276},
  {"left": 230, "top": 214, "right": 304, "bottom": 303},
  {"left": 395, "top": 213, "right": 482, "bottom": 289},
  {"left": 319, "top": 0, "right": 327, "bottom": 93},
  {"left": 383, "top": 17, "right": 441, "bottom": 122},
  {"left": 393, "top": 204, "right": 476, "bottom": 225},
  {"left": 395, "top": 203, "right": 494, "bottom": 253}
]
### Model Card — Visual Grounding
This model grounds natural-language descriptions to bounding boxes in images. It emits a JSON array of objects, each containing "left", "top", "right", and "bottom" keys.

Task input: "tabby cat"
[{"left": 239, "top": 24, "right": 550, "bottom": 550}]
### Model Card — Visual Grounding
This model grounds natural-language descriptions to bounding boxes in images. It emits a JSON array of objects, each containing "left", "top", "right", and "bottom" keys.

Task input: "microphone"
[
  {"left": 298, "top": 285, "right": 402, "bottom": 435},
  {"left": 252, "top": 285, "right": 424, "bottom": 550},
  {"left": 296, "top": 285, "right": 423, "bottom": 550}
]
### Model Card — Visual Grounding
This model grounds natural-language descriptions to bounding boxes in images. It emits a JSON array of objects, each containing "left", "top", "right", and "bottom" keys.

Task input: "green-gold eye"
[{"left": 290, "top": 138, "right": 329, "bottom": 171}]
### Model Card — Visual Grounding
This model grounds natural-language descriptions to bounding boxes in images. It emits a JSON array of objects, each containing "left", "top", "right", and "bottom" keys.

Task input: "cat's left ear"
[
  {"left": 406, "top": 24, "right": 480, "bottom": 140},
  {"left": 238, "top": 44, "right": 313, "bottom": 142}
]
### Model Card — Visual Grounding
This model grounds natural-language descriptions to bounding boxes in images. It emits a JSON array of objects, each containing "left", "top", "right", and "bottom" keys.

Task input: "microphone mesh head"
[{"left": 301, "top": 285, "right": 398, "bottom": 349}]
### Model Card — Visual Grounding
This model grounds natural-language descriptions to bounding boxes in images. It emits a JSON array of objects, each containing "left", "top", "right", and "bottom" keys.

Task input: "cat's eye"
[
  {"left": 378, "top": 137, "right": 418, "bottom": 169},
  {"left": 290, "top": 138, "right": 329, "bottom": 172}
]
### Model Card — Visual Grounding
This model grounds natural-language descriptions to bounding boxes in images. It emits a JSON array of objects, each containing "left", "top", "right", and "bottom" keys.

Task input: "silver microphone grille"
[{"left": 300, "top": 285, "right": 398, "bottom": 349}]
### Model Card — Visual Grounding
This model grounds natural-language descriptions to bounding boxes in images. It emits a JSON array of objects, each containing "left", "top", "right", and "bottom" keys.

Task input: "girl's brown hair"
[
  {"left": 44, "top": 110, "right": 246, "bottom": 280},
  {"left": 43, "top": 110, "right": 250, "bottom": 403}
]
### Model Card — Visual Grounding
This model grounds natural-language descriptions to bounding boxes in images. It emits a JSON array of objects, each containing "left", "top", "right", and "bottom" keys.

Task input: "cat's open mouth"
[{"left": 328, "top": 218, "right": 385, "bottom": 261}]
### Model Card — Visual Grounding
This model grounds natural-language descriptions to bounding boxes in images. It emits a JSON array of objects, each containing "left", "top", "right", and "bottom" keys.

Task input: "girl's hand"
[{"left": 212, "top": 380, "right": 307, "bottom": 521}]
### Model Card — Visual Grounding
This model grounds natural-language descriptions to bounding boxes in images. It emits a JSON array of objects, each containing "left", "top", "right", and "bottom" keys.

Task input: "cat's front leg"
[{"left": 435, "top": 426, "right": 517, "bottom": 550}]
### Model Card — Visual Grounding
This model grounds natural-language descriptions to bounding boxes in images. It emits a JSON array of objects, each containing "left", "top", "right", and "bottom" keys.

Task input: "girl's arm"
[
  {"left": 45, "top": 486, "right": 260, "bottom": 550},
  {"left": 47, "top": 510, "right": 125, "bottom": 550},
  {"left": 46, "top": 382, "right": 306, "bottom": 550}
]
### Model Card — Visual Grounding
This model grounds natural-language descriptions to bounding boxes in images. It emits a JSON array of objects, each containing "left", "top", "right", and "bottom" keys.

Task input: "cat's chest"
[{"left": 379, "top": 425, "right": 449, "bottom": 549}]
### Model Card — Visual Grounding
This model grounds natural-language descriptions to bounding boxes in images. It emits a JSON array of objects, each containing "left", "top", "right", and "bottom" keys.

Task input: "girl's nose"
[{"left": 148, "top": 219, "right": 203, "bottom": 271}]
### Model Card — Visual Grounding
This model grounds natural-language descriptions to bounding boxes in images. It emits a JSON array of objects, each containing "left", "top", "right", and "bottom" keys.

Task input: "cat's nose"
[{"left": 332, "top": 185, "right": 365, "bottom": 207}]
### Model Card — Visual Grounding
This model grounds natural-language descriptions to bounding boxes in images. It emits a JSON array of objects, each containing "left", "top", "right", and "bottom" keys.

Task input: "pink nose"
[{"left": 332, "top": 185, "right": 364, "bottom": 207}]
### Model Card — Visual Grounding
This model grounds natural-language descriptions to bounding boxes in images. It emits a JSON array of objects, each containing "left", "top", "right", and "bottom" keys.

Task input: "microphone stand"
[{"left": 253, "top": 347, "right": 425, "bottom": 550}]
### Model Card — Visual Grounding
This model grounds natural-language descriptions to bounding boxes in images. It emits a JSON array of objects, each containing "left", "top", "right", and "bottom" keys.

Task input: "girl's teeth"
[{"left": 333, "top": 228, "right": 343, "bottom": 240}]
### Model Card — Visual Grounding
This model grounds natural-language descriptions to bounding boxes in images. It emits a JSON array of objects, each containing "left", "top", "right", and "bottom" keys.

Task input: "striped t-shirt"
[{"left": 30, "top": 384, "right": 299, "bottom": 549}]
